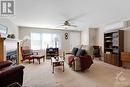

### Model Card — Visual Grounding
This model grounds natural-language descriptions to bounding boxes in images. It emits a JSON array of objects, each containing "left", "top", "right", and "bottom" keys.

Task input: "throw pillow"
[
  {"left": 76, "top": 49, "right": 87, "bottom": 56},
  {"left": 72, "top": 48, "right": 78, "bottom": 56},
  {"left": 80, "top": 49, "right": 87, "bottom": 56},
  {"left": 76, "top": 49, "right": 82, "bottom": 56}
]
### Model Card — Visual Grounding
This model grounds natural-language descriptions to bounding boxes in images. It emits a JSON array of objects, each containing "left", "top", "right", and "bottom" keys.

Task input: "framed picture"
[{"left": 0, "top": 24, "right": 8, "bottom": 34}]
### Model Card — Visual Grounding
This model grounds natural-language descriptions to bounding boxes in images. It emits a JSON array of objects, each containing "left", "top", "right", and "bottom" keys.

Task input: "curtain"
[{"left": 31, "top": 33, "right": 61, "bottom": 50}]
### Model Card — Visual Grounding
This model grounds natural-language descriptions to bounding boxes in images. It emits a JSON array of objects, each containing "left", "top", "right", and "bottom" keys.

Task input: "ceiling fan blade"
[
  {"left": 55, "top": 25, "right": 64, "bottom": 28},
  {"left": 59, "top": 12, "right": 71, "bottom": 21},
  {"left": 70, "top": 25, "right": 78, "bottom": 27},
  {"left": 59, "top": 12, "right": 87, "bottom": 22},
  {"left": 67, "top": 13, "right": 87, "bottom": 21}
]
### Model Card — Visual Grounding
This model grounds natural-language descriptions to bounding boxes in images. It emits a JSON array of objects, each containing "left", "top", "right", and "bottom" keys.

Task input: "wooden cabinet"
[
  {"left": 0, "top": 38, "right": 6, "bottom": 61},
  {"left": 104, "top": 30, "right": 124, "bottom": 66},
  {"left": 121, "top": 52, "right": 130, "bottom": 61},
  {"left": 104, "top": 53, "right": 119, "bottom": 66},
  {"left": 121, "top": 52, "right": 130, "bottom": 68},
  {"left": 104, "top": 54, "right": 112, "bottom": 63},
  {"left": 113, "top": 54, "right": 120, "bottom": 66}
]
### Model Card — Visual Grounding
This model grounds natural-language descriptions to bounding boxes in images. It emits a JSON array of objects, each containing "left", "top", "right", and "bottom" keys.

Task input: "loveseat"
[
  {"left": 0, "top": 61, "right": 25, "bottom": 87},
  {"left": 66, "top": 47, "right": 93, "bottom": 71}
]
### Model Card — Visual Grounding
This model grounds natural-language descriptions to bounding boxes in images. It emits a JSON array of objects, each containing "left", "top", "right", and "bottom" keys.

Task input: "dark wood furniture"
[
  {"left": 51, "top": 57, "right": 64, "bottom": 73},
  {"left": 121, "top": 52, "right": 130, "bottom": 68},
  {"left": 32, "top": 55, "right": 45, "bottom": 64},
  {"left": 46, "top": 48, "right": 59, "bottom": 59},
  {"left": 104, "top": 30, "right": 124, "bottom": 66}
]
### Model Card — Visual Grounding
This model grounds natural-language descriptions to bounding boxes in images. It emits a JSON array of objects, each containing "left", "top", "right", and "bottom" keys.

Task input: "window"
[
  {"left": 31, "top": 33, "right": 41, "bottom": 50},
  {"left": 31, "top": 33, "right": 61, "bottom": 50}
]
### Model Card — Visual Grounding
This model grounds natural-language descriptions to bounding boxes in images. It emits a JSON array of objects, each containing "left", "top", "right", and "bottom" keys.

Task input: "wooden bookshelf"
[
  {"left": 104, "top": 30, "right": 124, "bottom": 66},
  {"left": 46, "top": 48, "right": 59, "bottom": 59}
]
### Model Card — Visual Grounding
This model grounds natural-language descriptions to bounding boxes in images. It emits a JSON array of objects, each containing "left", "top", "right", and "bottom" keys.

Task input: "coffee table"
[
  {"left": 31, "top": 55, "right": 45, "bottom": 64},
  {"left": 51, "top": 57, "right": 64, "bottom": 73}
]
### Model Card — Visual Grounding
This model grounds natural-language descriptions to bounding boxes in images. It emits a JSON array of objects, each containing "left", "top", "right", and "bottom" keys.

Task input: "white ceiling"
[{"left": 9, "top": 0, "right": 130, "bottom": 31}]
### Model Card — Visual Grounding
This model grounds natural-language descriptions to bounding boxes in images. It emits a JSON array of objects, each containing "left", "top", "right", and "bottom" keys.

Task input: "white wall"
[
  {"left": 89, "top": 28, "right": 99, "bottom": 46},
  {"left": 0, "top": 18, "right": 19, "bottom": 39},
  {"left": 97, "top": 27, "right": 104, "bottom": 52},
  {"left": 19, "top": 26, "right": 81, "bottom": 53},
  {"left": 81, "top": 28, "right": 89, "bottom": 45},
  {"left": 123, "top": 27, "right": 130, "bottom": 52},
  {"left": 69, "top": 32, "right": 81, "bottom": 50},
  {"left": 81, "top": 28, "right": 99, "bottom": 46}
]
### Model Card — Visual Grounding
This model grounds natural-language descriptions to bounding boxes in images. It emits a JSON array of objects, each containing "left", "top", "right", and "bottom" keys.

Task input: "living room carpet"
[{"left": 23, "top": 59, "right": 130, "bottom": 87}]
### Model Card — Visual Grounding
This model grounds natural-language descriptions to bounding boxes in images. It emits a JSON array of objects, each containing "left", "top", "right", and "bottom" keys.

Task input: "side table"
[{"left": 51, "top": 57, "right": 64, "bottom": 73}]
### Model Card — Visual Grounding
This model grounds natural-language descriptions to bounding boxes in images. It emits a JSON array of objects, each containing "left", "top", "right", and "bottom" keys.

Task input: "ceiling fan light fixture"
[
  {"left": 56, "top": 20, "right": 77, "bottom": 29},
  {"left": 64, "top": 25, "right": 69, "bottom": 28}
]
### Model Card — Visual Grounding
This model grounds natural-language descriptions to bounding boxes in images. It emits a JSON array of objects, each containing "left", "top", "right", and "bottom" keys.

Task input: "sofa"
[
  {"left": 66, "top": 47, "right": 93, "bottom": 71},
  {"left": 0, "top": 61, "right": 25, "bottom": 87}
]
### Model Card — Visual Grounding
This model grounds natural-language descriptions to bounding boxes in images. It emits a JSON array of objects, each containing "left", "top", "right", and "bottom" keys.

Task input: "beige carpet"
[{"left": 23, "top": 59, "right": 130, "bottom": 87}]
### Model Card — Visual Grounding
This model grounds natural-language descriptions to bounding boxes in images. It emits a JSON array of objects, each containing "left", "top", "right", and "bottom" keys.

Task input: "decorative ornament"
[{"left": 65, "top": 33, "right": 68, "bottom": 40}]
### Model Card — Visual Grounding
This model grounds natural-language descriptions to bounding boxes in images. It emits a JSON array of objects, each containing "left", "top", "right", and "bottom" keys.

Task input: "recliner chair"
[{"left": 0, "top": 61, "right": 25, "bottom": 87}]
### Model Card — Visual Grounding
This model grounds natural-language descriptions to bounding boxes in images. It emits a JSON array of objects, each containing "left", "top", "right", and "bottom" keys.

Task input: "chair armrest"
[
  {"left": 0, "top": 61, "right": 12, "bottom": 69},
  {"left": 0, "top": 65, "right": 25, "bottom": 77}
]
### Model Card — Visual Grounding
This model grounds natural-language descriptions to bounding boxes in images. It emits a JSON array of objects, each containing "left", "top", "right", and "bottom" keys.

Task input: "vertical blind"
[{"left": 31, "top": 33, "right": 61, "bottom": 50}]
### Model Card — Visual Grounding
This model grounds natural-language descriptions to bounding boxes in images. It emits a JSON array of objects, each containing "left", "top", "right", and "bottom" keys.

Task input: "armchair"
[
  {"left": 0, "top": 61, "right": 25, "bottom": 87},
  {"left": 21, "top": 47, "right": 34, "bottom": 63}
]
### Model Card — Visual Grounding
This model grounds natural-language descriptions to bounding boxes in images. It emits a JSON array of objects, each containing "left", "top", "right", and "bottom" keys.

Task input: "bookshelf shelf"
[{"left": 46, "top": 48, "right": 59, "bottom": 59}]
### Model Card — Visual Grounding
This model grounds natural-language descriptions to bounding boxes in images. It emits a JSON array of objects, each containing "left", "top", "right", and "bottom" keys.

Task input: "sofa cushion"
[
  {"left": 76, "top": 49, "right": 81, "bottom": 56},
  {"left": 0, "top": 61, "right": 12, "bottom": 69},
  {"left": 81, "top": 49, "right": 87, "bottom": 56},
  {"left": 72, "top": 48, "right": 78, "bottom": 56}
]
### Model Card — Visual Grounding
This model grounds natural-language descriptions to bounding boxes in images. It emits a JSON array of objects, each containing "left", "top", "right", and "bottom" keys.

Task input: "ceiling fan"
[
  {"left": 57, "top": 20, "right": 77, "bottom": 29},
  {"left": 57, "top": 13, "right": 87, "bottom": 29},
  {"left": 63, "top": 20, "right": 77, "bottom": 27}
]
